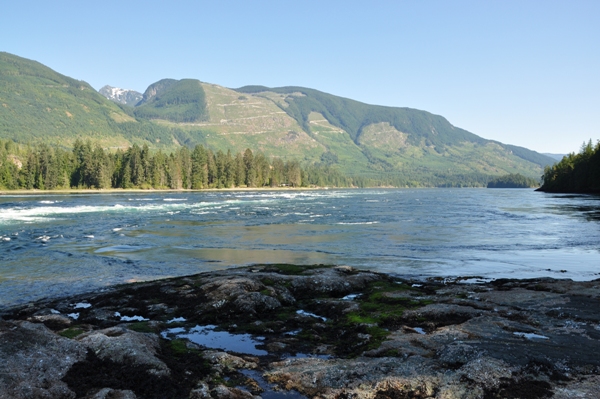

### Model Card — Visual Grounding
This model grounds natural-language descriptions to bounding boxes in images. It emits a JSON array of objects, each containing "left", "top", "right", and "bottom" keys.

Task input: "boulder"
[
  {"left": 76, "top": 326, "right": 169, "bottom": 376},
  {"left": 0, "top": 320, "right": 86, "bottom": 399}
]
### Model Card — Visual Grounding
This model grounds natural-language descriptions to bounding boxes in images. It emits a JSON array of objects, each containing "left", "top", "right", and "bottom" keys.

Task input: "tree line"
[
  {"left": 487, "top": 173, "right": 539, "bottom": 188},
  {"left": 0, "top": 139, "right": 351, "bottom": 190},
  {"left": 539, "top": 139, "right": 600, "bottom": 193}
]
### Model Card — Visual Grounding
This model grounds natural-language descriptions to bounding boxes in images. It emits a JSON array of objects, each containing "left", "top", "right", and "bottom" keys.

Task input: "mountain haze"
[{"left": 1, "top": 51, "right": 555, "bottom": 186}]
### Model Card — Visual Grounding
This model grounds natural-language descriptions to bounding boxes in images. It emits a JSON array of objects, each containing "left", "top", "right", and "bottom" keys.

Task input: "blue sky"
[{"left": 2, "top": 0, "right": 598, "bottom": 154}]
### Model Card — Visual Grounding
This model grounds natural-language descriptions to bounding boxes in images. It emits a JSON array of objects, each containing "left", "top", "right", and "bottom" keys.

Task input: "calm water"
[{"left": 1, "top": 189, "right": 599, "bottom": 308}]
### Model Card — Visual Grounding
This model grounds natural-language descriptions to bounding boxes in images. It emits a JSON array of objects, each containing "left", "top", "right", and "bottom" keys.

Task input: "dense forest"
[
  {"left": 487, "top": 173, "right": 539, "bottom": 188},
  {"left": 0, "top": 138, "right": 525, "bottom": 190},
  {"left": 539, "top": 140, "right": 600, "bottom": 193},
  {"left": 0, "top": 139, "right": 350, "bottom": 190}
]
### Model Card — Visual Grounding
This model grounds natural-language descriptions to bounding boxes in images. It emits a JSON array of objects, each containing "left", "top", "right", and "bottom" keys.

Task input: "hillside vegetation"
[{"left": 0, "top": 51, "right": 557, "bottom": 187}]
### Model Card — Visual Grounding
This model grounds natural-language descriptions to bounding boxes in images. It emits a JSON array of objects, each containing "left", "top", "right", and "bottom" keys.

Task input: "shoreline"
[
  {"left": 0, "top": 186, "right": 504, "bottom": 196},
  {"left": 0, "top": 186, "right": 331, "bottom": 195},
  {"left": 2, "top": 265, "right": 599, "bottom": 398}
]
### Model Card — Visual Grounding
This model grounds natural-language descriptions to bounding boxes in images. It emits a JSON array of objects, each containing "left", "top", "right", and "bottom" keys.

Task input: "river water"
[{"left": 1, "top": 189, "right": 599, "bottom": 308}]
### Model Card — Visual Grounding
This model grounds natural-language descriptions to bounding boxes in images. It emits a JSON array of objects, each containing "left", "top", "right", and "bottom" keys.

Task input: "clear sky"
[{"left": 2, "top": 0, "right": 598, "bottom": 154}]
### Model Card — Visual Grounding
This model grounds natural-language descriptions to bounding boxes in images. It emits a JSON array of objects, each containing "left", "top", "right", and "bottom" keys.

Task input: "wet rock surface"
[{"left": 1, "top": 265, "right": 599, "bottom": 399}]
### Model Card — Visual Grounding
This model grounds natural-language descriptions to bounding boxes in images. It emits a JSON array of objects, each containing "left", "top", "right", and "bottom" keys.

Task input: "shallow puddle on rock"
[
  {"left": 296, "top": 309, "right": 327, "bottom": 321},
  {"left": 239, "top": 369, "right": 307, "bottom": 399},
  {"left": 114, "top": 311, "right": 148, "bottom": 322},
  {"left": 285, "top": 352, "right": 332, "bottom": 360},
  {"left": 161, "top": 325, "right": 268, "bottom": 355},
  {"left": 513, "top": 332, "right": 549, "bottom": 340}
]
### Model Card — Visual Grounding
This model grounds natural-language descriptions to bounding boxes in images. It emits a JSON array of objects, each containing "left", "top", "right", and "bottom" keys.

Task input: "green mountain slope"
[
  {"left": 0, "top": 51, "right": 556, "bottom": 187},
  {"left": 0, "top": 52, "right": 140, "bottom": 147}
]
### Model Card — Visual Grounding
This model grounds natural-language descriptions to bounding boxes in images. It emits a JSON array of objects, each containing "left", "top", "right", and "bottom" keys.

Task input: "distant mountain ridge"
[
  {"left": 99, "top": 85, "right": 142, "bottom": 106},
  {"left": 0, "top": 51, "right": 556, "bottom": 187}
]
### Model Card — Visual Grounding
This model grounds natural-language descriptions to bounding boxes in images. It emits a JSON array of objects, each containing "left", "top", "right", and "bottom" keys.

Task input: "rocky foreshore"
[{"left": 1, "top": 265, "right": 600, "bottom": 399}]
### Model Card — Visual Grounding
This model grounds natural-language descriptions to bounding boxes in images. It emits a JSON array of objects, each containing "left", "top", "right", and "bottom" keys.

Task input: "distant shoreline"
[
  {"left": 0, "top": 186, "right": 335, "bottom": 195},
  {"left": 0, "top": 186, "right": 484, "bottom": 195}
]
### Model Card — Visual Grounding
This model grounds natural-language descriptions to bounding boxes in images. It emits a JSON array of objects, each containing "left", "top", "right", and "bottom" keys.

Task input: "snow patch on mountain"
[{"left": 99, "top": 85, "right": 143, "bottom": 106}]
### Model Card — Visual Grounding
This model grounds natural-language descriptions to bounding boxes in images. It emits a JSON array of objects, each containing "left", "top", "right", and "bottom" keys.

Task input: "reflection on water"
[
  {"left": 1, "top": 189, "right": 600, "bottom": 308},
  {"left": 162, "top": 325, "right": 267, "bottom": 356}
]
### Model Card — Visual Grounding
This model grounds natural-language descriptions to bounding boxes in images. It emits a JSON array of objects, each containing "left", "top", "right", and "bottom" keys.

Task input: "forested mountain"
[
  {"left": 539, "top": 140, "right": 600, "bottom": 193},
  {"left": 1, "top": 51, "right": 557, "bottom": 187}
]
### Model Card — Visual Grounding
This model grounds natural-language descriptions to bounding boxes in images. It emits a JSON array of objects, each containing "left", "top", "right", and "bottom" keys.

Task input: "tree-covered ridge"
[
  {"left": 134, "top": 79, "right": 208, "bottom": 123},
  {"left": 487, "top": 173, "right": 539, "bottom": 188},
  {"left": 0, "top": 139, "right": 349, "bottom": 190},
  {"left": 539, "top": 140, "right": 600, "bottom": 193}
]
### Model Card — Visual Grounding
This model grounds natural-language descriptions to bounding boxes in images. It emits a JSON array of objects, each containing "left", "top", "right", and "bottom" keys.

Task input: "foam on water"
[
  {"left": 0, "top": 200, "right": 230, "bottom": 225},
  {"left": 94, "top": 245, "right": 151, "bottom": 254},
  {"left": 336, "top": 221, "right": 379, "bottom": 225}
]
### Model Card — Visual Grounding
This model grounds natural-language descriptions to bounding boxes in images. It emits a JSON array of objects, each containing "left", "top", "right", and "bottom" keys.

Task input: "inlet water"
[{"left": 1, "top": 189, "right": 600, "bottom": 308}]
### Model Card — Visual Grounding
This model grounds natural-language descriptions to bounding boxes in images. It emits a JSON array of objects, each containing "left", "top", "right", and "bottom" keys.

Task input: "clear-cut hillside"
[{"left": 150, "top": 83, "right": 326, "bottom": 161}]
